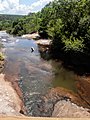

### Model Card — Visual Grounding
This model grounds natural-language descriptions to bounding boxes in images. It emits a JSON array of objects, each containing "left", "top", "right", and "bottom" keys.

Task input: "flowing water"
[{"left": 0, "top": 31, "right": 77, "bottom": 116}]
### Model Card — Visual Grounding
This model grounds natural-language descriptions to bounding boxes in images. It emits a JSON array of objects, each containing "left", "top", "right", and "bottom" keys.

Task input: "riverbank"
[
  {"left": 0, "top": 41, "right": 25, "bottom": 116},
  {"left": 0, "top": 73, "right": 24, "bottom": 116},
  {"left": 1, "top": 116, "right": 90, "bottom": 120}
]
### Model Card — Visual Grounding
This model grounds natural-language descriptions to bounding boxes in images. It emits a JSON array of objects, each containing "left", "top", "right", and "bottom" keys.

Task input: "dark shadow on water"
[
  {"left": 40, "top": 49, "right": 90, "bottom": 76},
  {"left": 62, "top": 62, "right": 90, "bottom": 76},
  {"left": 55, "top": 52, "right": 90, "bottom": 76},
  {"left": 39, "top": 51, "right": 50, "bottom": 60},
  {"left": 38, "top": 45, "right": 51, "bottom": 61}
]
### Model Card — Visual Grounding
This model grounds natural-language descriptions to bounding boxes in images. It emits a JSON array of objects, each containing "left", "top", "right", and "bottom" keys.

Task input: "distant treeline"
[
  {"left": 0, "top": 14, "right": 23, "bottom": 21},
  {"left": 0, "top": 14, "right": 23, "bottom": 30},
  {"left": 6, "top": 13, "right": 40, "bottom": 36}
]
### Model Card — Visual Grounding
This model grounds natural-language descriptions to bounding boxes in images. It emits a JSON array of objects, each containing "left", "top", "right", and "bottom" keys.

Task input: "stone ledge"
[{"left": 0, "top": 116, "right": 89, "bottom": 120}]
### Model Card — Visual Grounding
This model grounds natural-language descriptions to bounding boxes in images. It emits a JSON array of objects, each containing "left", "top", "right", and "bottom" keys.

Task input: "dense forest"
[
  {"left": 0, "top": 14, "right": 23, "bottom": 31},
  {"left": 1, "top": 0, "right": 90, "bottom": 71},
  {"left": 6, "top": 13, "right": 41, "bottom": 36}
]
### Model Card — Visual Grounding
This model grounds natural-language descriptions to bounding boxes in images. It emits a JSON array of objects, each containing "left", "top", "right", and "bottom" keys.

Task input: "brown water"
[{"left": 0, "top": 31, "right": 77, "bottom": 116}]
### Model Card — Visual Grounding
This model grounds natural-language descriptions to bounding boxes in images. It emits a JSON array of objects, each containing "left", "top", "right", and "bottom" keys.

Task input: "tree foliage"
[
  {"left": 38, "top": 0, "right": 90, "bottom": 58},
  {"left": 0, "top": 14, "right": 23, "bottom": 31},
  {"left": 6, "top": 13, "right": 41, "bottom": 36}
]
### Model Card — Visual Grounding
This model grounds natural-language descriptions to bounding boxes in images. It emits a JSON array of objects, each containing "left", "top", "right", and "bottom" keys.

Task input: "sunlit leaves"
[{"left": 62, "top": 36, "right": 85, "bottom": 52}]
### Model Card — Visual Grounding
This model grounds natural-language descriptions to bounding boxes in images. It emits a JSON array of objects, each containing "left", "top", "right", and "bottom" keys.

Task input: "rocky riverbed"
[
  {"left": 26, "top": 87, "right": 90, "bottom": 117},
  {"left": 0, "top": 73, "right": 90, "bottom": 118},
  {"left": 0, "top": 31, "right": 90, "bottom": 118}
]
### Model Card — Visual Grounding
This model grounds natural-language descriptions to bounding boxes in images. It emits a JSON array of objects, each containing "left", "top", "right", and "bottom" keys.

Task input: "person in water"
[{"left": 31, "top": 47, "right": 35, "bottom": 52}]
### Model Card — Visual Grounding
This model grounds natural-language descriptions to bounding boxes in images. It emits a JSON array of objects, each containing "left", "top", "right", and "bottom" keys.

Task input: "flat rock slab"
[
  {"left": 0, "top": 116, "right": 90, "bottom": 120},
  {"left": 36, "top": 40, "right": 51, "bottom": 46},
  {"left": 52, "top": 100, "right": 90, "bottom": 118},
  {"left": 22, "top": 33, "right": 40, "bottom": 39},
  {"left": 0, "top": 74, "right": 23, "bottom": 116}
]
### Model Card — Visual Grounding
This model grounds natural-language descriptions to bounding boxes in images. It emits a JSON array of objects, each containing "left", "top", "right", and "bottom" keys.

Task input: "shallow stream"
[{"left": 0, "top": 31, "right": 77, "bottom": 116}]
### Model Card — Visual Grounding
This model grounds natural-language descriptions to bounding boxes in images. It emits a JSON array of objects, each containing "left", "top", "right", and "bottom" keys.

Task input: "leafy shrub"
[{"left": 62, "top": 36, "right": 85, "bottom": 52}]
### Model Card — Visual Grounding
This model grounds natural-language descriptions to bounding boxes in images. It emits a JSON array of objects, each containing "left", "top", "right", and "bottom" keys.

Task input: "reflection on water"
[
  {"left": 0, "top": 31, "right": 77, "bottom": 116},
  {"left": 51, "top": 61, "right": 77, "bottom": 92}
]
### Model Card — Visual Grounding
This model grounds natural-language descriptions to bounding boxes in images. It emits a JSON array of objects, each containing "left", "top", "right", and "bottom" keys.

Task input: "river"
[{"left": 0, "top": 31, "right": 77, "bottom": 116}]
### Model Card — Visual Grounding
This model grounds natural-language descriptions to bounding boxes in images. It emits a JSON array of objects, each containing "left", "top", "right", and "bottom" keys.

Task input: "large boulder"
[{"left": 52, "top": 100, "right": 90, "bottom": 118}]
